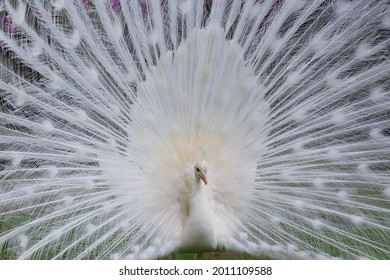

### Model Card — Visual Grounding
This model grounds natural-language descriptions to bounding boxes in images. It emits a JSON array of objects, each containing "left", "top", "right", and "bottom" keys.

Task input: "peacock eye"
[{"left": 196, "top": 168, "right": 200, "bottom": 172}]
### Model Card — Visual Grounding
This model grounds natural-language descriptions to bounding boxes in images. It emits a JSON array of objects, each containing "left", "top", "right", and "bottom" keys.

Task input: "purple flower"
[
  {"left": 111, "top": 0, "right": 121, "bottom": 14},
  {"left": 2, "top": 15, "right": 10, "bottom": 24},
  {"left": 8, "top": 25, "right": 17, "bottom": 34},
  {"left": 1, "top": 15, "right": 17, "bottom": 35}
]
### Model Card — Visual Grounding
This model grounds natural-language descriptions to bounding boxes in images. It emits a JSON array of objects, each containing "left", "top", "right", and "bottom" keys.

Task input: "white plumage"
[
  {"left": 180, "top": 160, "right": 217, "bottom": 252},
  {"left": 0, "top": 0, "right": 389, "bottom": 259}
]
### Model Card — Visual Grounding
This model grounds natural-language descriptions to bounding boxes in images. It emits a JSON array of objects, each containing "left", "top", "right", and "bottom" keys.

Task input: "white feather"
[{"left": 0, "top": 0, "right": 389, "bottom": 260}]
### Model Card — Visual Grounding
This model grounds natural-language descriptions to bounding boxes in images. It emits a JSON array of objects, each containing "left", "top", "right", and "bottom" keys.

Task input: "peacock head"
[{"left": 194, "top": 160, "right": 208, "bottom": 185}]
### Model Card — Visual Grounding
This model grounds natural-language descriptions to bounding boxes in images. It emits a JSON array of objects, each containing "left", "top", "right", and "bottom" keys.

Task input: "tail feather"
[{"left": 0, "top": 0, "right": 389, "bottom": 259}]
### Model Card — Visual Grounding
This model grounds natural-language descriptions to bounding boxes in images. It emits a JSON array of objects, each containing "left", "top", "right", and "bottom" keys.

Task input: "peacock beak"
[{"left": 200, "top": 174, "right": 208, "bottom": 185}]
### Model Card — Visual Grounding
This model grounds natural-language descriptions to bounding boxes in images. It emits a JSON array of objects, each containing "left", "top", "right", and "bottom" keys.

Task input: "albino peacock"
[{"left": 0, "top": 0, "right": 390, "bottom": 259}]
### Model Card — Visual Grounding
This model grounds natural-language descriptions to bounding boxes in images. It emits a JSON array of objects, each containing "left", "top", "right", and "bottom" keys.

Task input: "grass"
[{"left": 159, "top": 252, "right": 266, "bottom": 260}]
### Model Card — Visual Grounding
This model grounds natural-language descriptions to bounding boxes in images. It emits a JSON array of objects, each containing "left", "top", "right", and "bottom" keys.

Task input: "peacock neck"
[
  {"left": 194, "top": 176, "right": 204, "bottom": 189},
  {"left": 180, "top": 180, "right": 217, "bottom": 252},
  {"left": 190, "top": 181, "right": 207, "bottom": 209}
]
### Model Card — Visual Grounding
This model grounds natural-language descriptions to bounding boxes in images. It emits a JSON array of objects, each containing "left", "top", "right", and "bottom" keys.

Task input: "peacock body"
[{"left": 0, "top": 0, "right": 390, "bottom": 259}]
